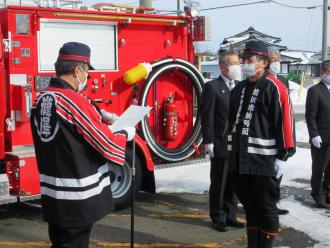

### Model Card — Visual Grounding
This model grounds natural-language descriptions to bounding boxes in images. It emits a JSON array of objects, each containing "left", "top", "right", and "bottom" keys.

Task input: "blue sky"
[{"left": 84, "top": 0, "right": 328, "bottom": 53}]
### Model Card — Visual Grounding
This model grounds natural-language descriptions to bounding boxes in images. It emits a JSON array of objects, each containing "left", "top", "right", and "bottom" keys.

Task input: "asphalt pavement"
[
  {"left": 0, "top": 191, "right": 318, "bottom": 248},
  {"left": 0, "top": 113, "right": 324, "bottom": 248}
]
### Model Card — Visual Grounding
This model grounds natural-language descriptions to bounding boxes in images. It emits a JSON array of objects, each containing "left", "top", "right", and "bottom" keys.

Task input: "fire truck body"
[{"left": 0, "top": 2, "right": 208, "bottom": 208}]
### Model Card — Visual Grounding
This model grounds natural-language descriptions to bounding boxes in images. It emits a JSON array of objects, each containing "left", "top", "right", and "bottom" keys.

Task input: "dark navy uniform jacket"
[
  {"left": 200, "top": 76, "right": 238, "bottom": 159},
  {"left": 31, "top": 78, "right": 127, "bottom": 227},
  {"left": 306, "top": 81, "right": 330, "bottom": 146}
]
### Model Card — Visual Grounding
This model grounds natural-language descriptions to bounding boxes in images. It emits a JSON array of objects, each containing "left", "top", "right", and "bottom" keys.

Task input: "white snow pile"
[
  {"left": 281, "top": 147, "right": 311, "bottom": 188},
  {"left": 295, "top": 120, "right": 309, "bottom": 143},
  {"left": 279, "top": 197, "right": 330, "bottom": 248},
  {"left": 155, "top": 147, "right": 312, "bottom": 192},
  {"left": 290, "top": 80, "right": 307, "bottom": 114},
  {"left": 155, "top": 162, "right": 210, "bottom": 194}
]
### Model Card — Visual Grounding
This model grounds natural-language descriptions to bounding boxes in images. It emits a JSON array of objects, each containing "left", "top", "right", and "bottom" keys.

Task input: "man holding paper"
[{"left": 31, "top": 42, "right": 135, "bottom": 248}]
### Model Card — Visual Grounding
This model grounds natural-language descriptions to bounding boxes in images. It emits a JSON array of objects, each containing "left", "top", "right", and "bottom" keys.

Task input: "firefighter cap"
[
  {"left": 58, "top": 42, "right": 94, "bottom": 70},
  {"left": 241, "top": 40, "right": 269, "bottom": 59}
]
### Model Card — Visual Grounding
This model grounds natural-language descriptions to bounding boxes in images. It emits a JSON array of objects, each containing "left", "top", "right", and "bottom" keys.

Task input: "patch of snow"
[
  {"left": 281, "top": 51, "right": 319, "bottom": 65},
  {"left": 225, "top": 35, "right": 249, "bottom": 43},
  {"left": 201, "top": 61, "right": 218, "bottom": 66},
  {"left": 295, "top": 121, "right": 309, "bottom": 143},
  {"left": 155, "top": 162, "right": 210, "bottom": 194},
  {"left": 282, "top": 148, "right": 311, "bottom": 188},
  {"left": 280, "top": 197, "right": 330, "bottom": 247},
  {"left": 290, "top": 80, "right": 307, "bottom": 105},
  {"left": 155, "top": 147, "right": 312, "bottom": 193}
]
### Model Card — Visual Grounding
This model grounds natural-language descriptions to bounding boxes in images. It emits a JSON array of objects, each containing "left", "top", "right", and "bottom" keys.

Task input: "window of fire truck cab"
[
  {"left": 38, "top": 19, "right": 117, "bottom": 72},
  {"left": 16, "top": 14, "right": 30, "bottom": 35}
]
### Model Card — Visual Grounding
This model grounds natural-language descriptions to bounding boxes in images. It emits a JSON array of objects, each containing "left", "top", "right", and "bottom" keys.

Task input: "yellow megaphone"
[{"left": 123, "top": 62, "right": 152, "bottom": 85}]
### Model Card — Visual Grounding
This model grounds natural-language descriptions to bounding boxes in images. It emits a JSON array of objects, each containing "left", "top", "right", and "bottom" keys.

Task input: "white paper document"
[{"left": 109, "top": 105, "right": 152, "bottom": 133}]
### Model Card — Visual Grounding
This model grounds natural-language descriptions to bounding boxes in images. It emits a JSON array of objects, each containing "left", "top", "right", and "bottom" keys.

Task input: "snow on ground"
[
  {"left": 290, "top": 80, "right": 307, "bottom": 114},
  {"left": 155, "top": 149, "right": 311, "bottom": 192},
  {"left": 281, "top": 147, "right": 311, "bottom": 188},
  {"left": 295, "top": 120, "right": 309, "bottom": 143},
  {"left": 279, "top": 148, "right": 330, "bottom": 247},
  {"left": 155, "top": 148, "right": 330, "bottom": 247},
  {"left": 155, "top": 162, "right": 210, "bottom": 194},
  {"left": 290, "top": 81, "right": 307, "bottom": 104},
  {"left": 279, "top": 197, "right": 330, "bottom": 248}
]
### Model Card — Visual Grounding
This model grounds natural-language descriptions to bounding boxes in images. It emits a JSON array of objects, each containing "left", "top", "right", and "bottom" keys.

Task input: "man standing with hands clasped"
[
  {"left": 306, "top": 60, "right": 330, "bottom": 208},
  {"left": 228, "top": 41, "right": 295, "bottom": 247},
  {"left": 200, "top": 50, "right": 244, "bottom": 232}
]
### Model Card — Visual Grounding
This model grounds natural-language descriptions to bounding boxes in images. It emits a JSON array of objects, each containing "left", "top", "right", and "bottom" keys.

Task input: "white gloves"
[
  {"left": 101, "top": 110, "right": 118, "bottom": 124},
  {"left": 204, "top": 143, "right": 214, "bottom": 158},
  {"left": 312, "top": 136, "right": 322, "bottom": 149},
  {"left": 274, "top": 159, "right": 285, "bottom": 179},
  {"left": 123, "top": 127, "right": 136, "bottom": 141}
]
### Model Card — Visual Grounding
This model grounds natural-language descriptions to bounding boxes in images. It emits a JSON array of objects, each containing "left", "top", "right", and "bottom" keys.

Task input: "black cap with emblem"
[
  {"left": 241, "top": 40, "right": 269, "bottom": 59},
  {"left": 57, "top": 42, "right": 94, "bottom": 70}
]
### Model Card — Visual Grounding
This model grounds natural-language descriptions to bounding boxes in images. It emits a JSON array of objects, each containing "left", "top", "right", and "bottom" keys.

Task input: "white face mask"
[
  {"left": 242, "top": 62, "right": 260, "bottom": 77},
  {"left": 269, "top": 61, "right": 281, "bottom": 75},
  {"left": 228, "top": 65, "right": 241, "bottom": 80},
  {"left": 77, "top": 66, "right": 88, "bottom": 92},
  {"left": 322, "top": 74, "right": 330, "bottom": 84}
]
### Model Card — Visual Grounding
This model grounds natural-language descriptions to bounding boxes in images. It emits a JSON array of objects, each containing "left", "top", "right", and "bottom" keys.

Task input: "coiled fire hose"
[{"left": 124, "top": 58, "right": 205, "bottom": 162}]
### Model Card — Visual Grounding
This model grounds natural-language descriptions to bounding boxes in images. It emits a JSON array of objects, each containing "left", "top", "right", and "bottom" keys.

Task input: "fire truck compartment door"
[{"left": 38, "top": 19, "right": 117, "bottom": 71}]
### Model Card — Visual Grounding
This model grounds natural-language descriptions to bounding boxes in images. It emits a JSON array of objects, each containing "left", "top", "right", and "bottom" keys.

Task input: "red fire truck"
[{"left": 0, "top": 0, "right": 209, "bottom": 209}]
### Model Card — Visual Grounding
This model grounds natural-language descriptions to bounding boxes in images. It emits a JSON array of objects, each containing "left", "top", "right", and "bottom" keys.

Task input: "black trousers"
[
  {"left": 232, "top": 174, "right": 279, "bottom": 235},
  {"left": 209, "top": 158, "right": 238, "bottom": 224},
  {"left": 276, "top": 175, "right": 283, "bottom": 202},
  {"left": 48, "top": 223, "right": 93, "bottom": 248},
  {"left": 311, "top": 145, "right": 330, "bottom": 199}
]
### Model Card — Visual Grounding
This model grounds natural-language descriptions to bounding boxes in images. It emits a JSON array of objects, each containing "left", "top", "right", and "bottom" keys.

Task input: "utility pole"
[
  {"left": 139, "top": 0, "right": 152, "bottom": 8},
  {"left": 177, "top": 0, "right": 180, "bottom": 16},
  {"left": 322, "top": 0, "right": 328, "bottom": 60}
]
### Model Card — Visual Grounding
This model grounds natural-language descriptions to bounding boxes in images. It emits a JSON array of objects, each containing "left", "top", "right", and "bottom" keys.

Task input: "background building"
[
  {"left": 199, "top": 26, "right": 321, "bottom": 85},
  {"left": 220, "top": 26, "right": 287, "bottom": 52}
]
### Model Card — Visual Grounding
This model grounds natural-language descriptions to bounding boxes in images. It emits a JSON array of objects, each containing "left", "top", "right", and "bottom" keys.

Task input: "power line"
[
  {"left": 201, "top": 1, "right": 271, "bottom": 11},
  {"left": 116, "top": 0, "right": 323, "bottom": 11},
  {"left": 268, "top": 0, "right": 322, "bottom": 10},
  {"left": 201, "top": 0, "right": 323, "bottom": 11}
]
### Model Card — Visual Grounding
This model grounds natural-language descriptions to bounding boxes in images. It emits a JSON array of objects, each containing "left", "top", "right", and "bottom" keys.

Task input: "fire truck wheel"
[{"left": 108, "top": 147, "right": 142, "bottom": 210}]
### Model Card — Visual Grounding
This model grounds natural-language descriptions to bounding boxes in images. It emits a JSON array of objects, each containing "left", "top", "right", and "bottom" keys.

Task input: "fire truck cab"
[{"left": 0, "top": 0, "right": 209, "bottom": 209}]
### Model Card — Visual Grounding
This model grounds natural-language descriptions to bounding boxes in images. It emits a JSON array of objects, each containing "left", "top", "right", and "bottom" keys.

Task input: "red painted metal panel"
[
  {"left": 0, "top": 26, "right": 5, "bottom": 160},
  {"left": 6, "top": 154, "right": 40, "bottom": 195},
  {"left": 135, "top": 134, "right": 154, "bottom": 172}
]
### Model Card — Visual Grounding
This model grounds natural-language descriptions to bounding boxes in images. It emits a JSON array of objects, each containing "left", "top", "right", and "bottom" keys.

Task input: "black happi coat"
[
  {"left": 31, "top": 78, "right": 127, "bottom": 227},
  {"left": 228, "top": 72, "right": 295, "bottom": 176}
]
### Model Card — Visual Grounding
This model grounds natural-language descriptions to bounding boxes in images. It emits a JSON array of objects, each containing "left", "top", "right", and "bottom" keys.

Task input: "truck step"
[
  {"left": 0, "top": 173, "right": 17, "bottom": 204},
  {"left": 155, "top": 157, "right": 209, "bottom": 170},
  {"left": 0, "top": 195, "right": 17, "bottom": 204},
  {"left": 0, "top": 174, "right": 9, "bottom": 198}
]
